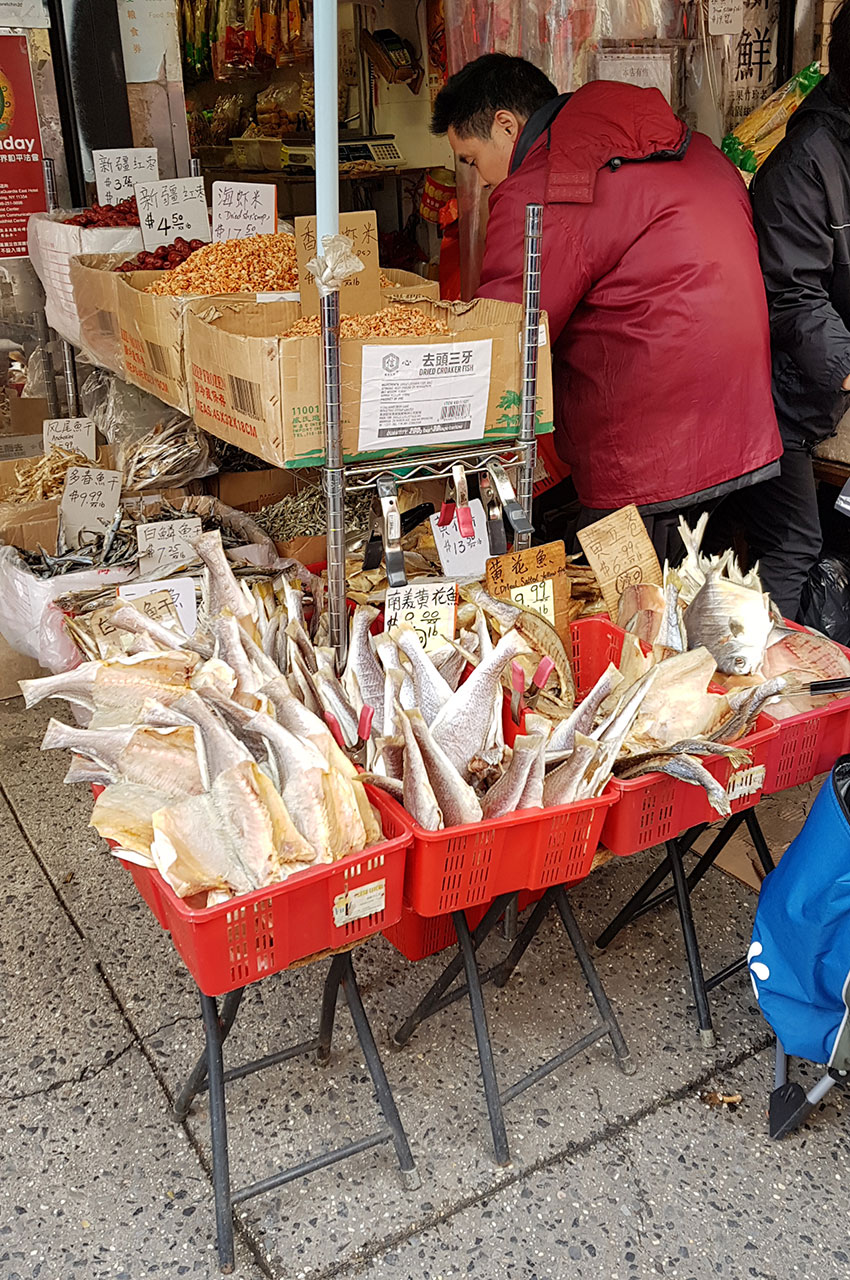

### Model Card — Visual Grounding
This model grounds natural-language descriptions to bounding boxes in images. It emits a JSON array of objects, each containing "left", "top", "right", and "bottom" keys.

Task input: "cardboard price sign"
[
  {"left": 135, "top": 515, "right": 202, "bottom": 574},
  {"left": 485, "top": 541, "right": 572, "bottom": 642},
  {"left": 212, "top": 181, "right": 277, "bottom": 241},
  {"left": 294, "top": 211, "right": 382, "bottom": 316},
  {"left": 135, "top": 178, "right": 211, "bottom": 251},
  {"left": 708, "top": 0, "right": 744, "bottom": 35},
  {"left": 60, "top": 467, "right": 122, "bottom": 547},
  {"left": 384, "top": 580, "right": 458, "bottom": 654},
  {"left": 93, "top": 147, "right": 158, "bottom": 206},
  {"left": 577, "top": 504, "right": 662, "bottom": 621},
  {"left": 43, "top": 417, "right": 96, "bottom": 460}
]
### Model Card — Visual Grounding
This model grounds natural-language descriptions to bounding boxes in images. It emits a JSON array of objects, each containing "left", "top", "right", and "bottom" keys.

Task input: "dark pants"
[{"left": 708, "top": 442, "right": 822, "bottom": 622}]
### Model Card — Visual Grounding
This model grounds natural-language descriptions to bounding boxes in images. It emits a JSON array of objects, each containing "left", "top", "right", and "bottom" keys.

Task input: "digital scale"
[{"left": 280, "top": 135, "right": 405, "bottom": 169}]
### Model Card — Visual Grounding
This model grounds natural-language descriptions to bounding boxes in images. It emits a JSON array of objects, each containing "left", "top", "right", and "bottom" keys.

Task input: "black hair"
[
  {"left": 831, "top": 1, "right": 850, "bottom": 99},
  {"left": 431, "top": 53, "right": 558, "bottom": 139}
]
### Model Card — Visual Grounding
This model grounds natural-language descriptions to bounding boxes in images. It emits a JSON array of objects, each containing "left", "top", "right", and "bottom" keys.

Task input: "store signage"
[
  {"left": 429, "top": 498, "right": 490, "bottom": 579},
  {"left": 384, "top": 579, "right": 458, "bottom": 654},
  {"left": 43, "top": 417, "right": 96, "bottom": 460},
  {"left": 134, "top": 177, "right": 210, "bottom": 251},
  {"left": 212, "top": 180, "right": 277, "bottom": 241},
  {"left": 93, "top": 147, "right": 158, "bottom": 206},
  {"left": 135, "top": 515, "right": 201, "bottom": 574},
  {"left": 60, "top": 467, "right": 122, "bottom": 547},
  {"left": 0, "top": 433, "right": 43, "bottom": 461},
  {"left": 0, "top": 35, "right": 46, "bottom": 260},
  {"left": 577, "top": 504, "right": 662, "bottom": 621}
]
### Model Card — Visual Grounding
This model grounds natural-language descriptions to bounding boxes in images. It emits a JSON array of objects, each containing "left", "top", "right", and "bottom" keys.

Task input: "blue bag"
[{"left": 750, "top": 756, "right": 850, "bottom": 1070}]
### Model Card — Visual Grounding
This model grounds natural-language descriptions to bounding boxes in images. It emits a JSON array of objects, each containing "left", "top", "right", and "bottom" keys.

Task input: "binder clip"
[
  {"left": 437, "top": 463, "right": 475, "bottom": 538},
  {"left": 362, "top": 497, "right": 435, "bottom": 574},
  {"left": 486, "top": 460, "right": 534, "bottom": 539},
  {"left": 373, "top": 472, "right": 406, "bottom": 586},
  {"left": 479, "top": 472, "right": 508, "bottom": 555}
]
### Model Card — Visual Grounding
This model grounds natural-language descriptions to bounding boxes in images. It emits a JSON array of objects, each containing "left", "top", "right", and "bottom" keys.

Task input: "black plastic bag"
[{"left": 800, "top": 556, "right": 850, "bottom": 645}]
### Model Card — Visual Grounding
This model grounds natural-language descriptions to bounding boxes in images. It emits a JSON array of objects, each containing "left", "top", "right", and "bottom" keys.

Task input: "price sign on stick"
[
  {"left": 135, "top": 178, "right": 210, "bottom": 251},
  {"left": 43, "top": 417, "right": 96, "bottom": 460},
  {"left": 119, "top": 577, "right": 198, "bottom": 635},
  {"left": 135, "top": 516, "right": 202, "bottom": 574},
  {"left": 212, "top": 181, "right": 277, "bottom": 241},
  {"left": 577, "top": 504, "right": 662, "bottom": 621},
  {"left": 429, "top": 499, "right": 490, "bottom": 579},
  {"left": 294, "top": 211, "right": 382, "bottom": 315},
  {"left": 486, "top": 540, "right": 573, "bottom": 646},
  {"left": 60, "top": 467, "right": 122, "bottom": 548},
  {"left": 384, "top": 580, "right": 458, "bottom": 653},
  {"left": 93, "top": 148, "right": 158, "bottom": 205}
]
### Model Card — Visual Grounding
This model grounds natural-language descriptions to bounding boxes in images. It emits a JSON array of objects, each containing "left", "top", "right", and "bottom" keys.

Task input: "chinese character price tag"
[
  {"left": 134, "top": 177, "right": 210, "bottom": 252},
  {"left": 576, "top": 504, "right": 662, "bottom": 622},
  {"left": 709, "top": 0, "right": 744, "bottom": 36},
  {"left": 212, "top": 181, "right": 277, "bottom": 242},
  {"left": 118, "top": 576, "right": 198, "bottom": 635},
  {"left": 429, "top": 499, "right": 490, "bottom": 579},
  {"left": 60, "top": 467, "right": 122, "bottom": 548},
  {"left": 135, "top": 515, "right": 202, "bottom": 574},
  {"left": 485, "top": 540, "right": 572, "bottom": 644},
  {"left": 384, "top": 580, "right": 458, "bottom": 653},
  {"left": 93, "top": 147, "right": 158, "bottom": 205},
  {"left": 294, "top": 211, "right": 382, "bottom": 315},
  {"left": 43, "top": 417, "right": 96, "bottom": 460}
]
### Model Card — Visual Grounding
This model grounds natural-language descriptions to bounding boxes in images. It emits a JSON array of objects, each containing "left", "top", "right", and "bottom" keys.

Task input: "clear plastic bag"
[{"left": 80, "top": 369, "right": 218, "bottom": 491}]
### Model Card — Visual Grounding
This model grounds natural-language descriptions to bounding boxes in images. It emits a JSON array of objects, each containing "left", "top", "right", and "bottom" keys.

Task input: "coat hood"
[
  {"left": 786, "top": 74, "right": 850, "bottom": 139},
  {"left": 533, "top": 80, "right": 690, "bottom": 205}
]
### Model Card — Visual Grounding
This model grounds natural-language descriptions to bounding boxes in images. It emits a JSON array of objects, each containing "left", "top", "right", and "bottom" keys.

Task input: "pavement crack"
[{"left": 0, "top": 1038, "right": 137, "bottom": 1102}]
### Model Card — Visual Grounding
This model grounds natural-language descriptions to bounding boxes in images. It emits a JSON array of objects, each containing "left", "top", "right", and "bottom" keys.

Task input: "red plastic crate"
[
  {"left": 760, "top": 623, "right": 850, "bottom": 794},
  {"left": 115, "top": 789, "right": 411, "bottom": 996},
  {"left": 383, "top": 890, "right": 543, "bottom": 961}
]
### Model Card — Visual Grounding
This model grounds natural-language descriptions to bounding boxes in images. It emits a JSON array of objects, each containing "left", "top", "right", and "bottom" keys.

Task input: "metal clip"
[
  {"left": 376, "top": 472, "right": 406, "bottom": 586},
  {"left": 487, "top": 460, "right": 534, "bottom": 537},
  {"left": 479, "top": 473, "right": 508, "bottom": 556},
  {"left": 438, "top": 463, "right": 474, "bottom": 538}
]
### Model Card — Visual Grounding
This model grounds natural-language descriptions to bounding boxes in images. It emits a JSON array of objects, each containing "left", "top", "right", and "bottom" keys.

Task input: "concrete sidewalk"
[{"left": 1, "top": 698, "right": 847, "bottom": 1280}]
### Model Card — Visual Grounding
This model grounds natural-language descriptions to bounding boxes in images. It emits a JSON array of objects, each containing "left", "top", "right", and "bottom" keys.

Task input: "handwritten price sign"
[
  {"left": 134, "top": 178, "right": 210, "bottom": 251},
  {"left": 135, "top": 515, "right": 202, "bottom": 573},
  {"left": 429, "top": 499, "right": 490, "bottom": 579},
  {"left": 60, "top": 467, "right": 122, "bottom": 548},
  {"left": 212, "top": 181, "right": 276, "bottom": 242},
  {"left": 576, "top": 504, "right": 662, "bottom": 621},
  {"left": 93, "top": 147, "right": 158, "bottom": 205},
  {"left": 385, "top": 580, "right": 458, "bottom": 653},
  {"left": 43, "top": 417, "right": 96, "bottom": 460}
]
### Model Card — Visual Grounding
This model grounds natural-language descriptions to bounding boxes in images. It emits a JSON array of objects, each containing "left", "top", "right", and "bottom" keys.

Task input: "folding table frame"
[
  {"left": 390, "top": 886, "right": 634, "bottom": 1167},
  {"left": 595, "top": 808, "right": 775, "bottom": 1047},
  {"left": 174, "top": 950, "right": 418, "bottom": 1272}
]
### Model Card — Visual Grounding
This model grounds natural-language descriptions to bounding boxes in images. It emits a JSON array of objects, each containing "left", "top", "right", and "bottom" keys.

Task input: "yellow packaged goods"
[
  {"left": 279, "top": 305, "right": 447, "bottom": 340},
  {"left": 185, "top": 294, "right": 555, "bottom": 469},
  {"left": 146, "top": 232, "right": 299, "bottom": 296}
]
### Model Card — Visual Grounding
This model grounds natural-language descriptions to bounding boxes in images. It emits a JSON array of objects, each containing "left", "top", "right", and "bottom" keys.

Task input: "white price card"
[
  {"left": 212, "top": 181, "right": 277, "bottom": 242},
  {"left": 358, "top": 339, "right": 493, "bottom": 453},
  {"left": 93, "top": 148, "right": 158, "bottom": 206},
  {"left": 60, "top": 467, "right": 122, "bottom": 548},
  {"left": 134, "top": 178, "right": 211, "bottom": 252},
  {"left": 135, "top": 515, "right": 202, "bottom": 574},
  {"left": 119, "top": 576, "right": 198, "bottom": 636},
  {"left": 0, "top": 434, "right": 44, "bottom": 461},
  {"left": 384, "top": 580, "right": 458, "bottom": 654},
  {"left": 43, "top": 417, "right": 96, "bottom": 460},
  {"left": 708, "top": 0, "right": 744, "bottom": 35},
  {"left": 429, "top": 499, "right": 490, "bottom": 580}
]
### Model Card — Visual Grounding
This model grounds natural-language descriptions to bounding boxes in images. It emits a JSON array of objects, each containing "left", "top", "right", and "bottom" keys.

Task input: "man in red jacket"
[{"left": 432, "top": 55, "right": 782, "bottom": 562}]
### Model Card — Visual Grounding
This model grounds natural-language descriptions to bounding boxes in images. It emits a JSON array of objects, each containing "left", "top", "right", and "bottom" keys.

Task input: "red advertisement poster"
[{"left": 0, "top": 35, "right": 46, "bottom": 259}]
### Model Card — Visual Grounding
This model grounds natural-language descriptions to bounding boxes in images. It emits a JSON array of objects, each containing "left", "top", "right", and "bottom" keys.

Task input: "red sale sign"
[{"left": 0, "top": 35, "right": 46, "bottom": 259}]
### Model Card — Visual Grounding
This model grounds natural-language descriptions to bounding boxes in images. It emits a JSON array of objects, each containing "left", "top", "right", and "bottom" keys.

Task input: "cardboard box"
[
  {"left": 7, "top": 398, "right": 49, "bottom": 435},
  {"left": 0, "top": 497, "right": 59, "bottom": 553},
  {"left": 381, "top": 268, "right": 440, "bottom": 300},
  {"left": 213, "top": 467, "right": 297, "bottom": 512},
  {"left": 185, "top": 295, "right": 554, "bottom": 469},
  {"left": 69, "top": 253, "right": 127, "bottom": 376}
]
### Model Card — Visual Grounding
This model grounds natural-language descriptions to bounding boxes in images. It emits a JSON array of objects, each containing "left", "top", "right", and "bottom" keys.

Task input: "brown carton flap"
[
  {"left": 69, "top": 253, "right": 126, "bottom": 376},
  {"left": 6, "top": 398, "right": 49, "bottom": 435}
]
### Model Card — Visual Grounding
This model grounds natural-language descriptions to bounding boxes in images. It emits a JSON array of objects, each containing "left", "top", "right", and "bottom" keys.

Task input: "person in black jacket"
[{"left": 731, "top": 7, "right": 850, "bottom": 620}]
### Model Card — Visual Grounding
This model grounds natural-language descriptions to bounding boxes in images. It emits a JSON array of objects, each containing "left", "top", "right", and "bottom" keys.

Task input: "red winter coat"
[{"left": 477, "top": 81, "right": 782, "bottom": 511}]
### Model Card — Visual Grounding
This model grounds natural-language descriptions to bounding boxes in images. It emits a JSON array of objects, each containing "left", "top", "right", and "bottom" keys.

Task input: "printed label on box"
[
  {"left": 332, "top": 879, "right": 386, "bottom": 927},
  {"left": 358, "top": 339, "right": 492, "bottom": 452},
  {"left": 0, "top": 433, "right": 44, "bottom": 461},
  {"left": 136, "top": 515, "right": 202, "bottom": 574},
  {"left": 119, "top": 576, "right": 198, "bottom": 635},
  {"left": 135, "top": 178, "right": 210, "bottom": 251},
  {"left": 60, "top": 466, "right": 122, "bottom": 547},
  {"left": 384, "top": 580, "right": 457, "bottom": 653},
  {"left": 429, "top": 499, "right": 490, "bottom": 579},
  {"left": 93, "top": 148, "right": 159, "bottom": 206},
  {"left": 43, "top": 417, "right": 96, "bottom": 460}
]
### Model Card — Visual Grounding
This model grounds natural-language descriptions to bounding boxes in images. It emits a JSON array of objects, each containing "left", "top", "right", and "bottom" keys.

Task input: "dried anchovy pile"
[
  {"left": 254, "top": 485, "right": 374, "bottom": 542},
  {"left": 280, "top": 305, "right": 446, "bottom": 340},
  {"left": 122, "top": 419, "right": 210, "bottom": 491},
  {"left": 146, "top": 233, "right": 299, "bottom": 296},
  {"left": 19, "top": 511, "right": 138, "bottom": 579},
  {"left": 6, "top": 447, "right": 101, "bottom": 504}
]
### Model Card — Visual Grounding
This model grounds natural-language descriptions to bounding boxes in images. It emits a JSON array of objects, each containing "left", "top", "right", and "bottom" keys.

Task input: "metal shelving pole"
[
  {"left": 42, "top": 158, "right": 80, "bottom": 417},
  {"left": 514, "top": 202, "right": 543, "bottom": 552}
]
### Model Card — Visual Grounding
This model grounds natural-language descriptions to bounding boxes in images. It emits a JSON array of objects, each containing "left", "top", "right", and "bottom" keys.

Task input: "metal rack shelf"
[{"left": 342, "top": 439, "right": 535, "bottom": 492}]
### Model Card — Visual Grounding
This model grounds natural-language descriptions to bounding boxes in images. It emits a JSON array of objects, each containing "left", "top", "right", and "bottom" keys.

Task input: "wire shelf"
[{"left": 343, "top": 440, "right": 536, "bottom": 492}]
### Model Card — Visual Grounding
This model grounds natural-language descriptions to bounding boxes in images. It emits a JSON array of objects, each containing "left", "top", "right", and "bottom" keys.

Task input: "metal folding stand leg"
[
  {"left": 769, "top": 1039, "right": 842, "bottom": 1139},
  {"left": 175, "top": 953, "right": 417, "bottom": 1272},
  {"left": 391, "top": 885, "right": 633, "bottom": 1166}
]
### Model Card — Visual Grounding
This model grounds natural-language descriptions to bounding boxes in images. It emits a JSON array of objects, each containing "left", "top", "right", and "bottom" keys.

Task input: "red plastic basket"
[
  {"left": 383, "top": 890, "right": 543, "bottom": 962},
  {"left": 117, "top": 789, "right": 411, "bottom": 996},
  {"left": 760, "top": 623, "right": 850, "bottom": 794}
]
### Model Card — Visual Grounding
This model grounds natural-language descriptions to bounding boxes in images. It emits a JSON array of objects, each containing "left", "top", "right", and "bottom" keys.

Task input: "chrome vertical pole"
[
  {"left": 43, "top": 158, "right": 80, "bottom": 416},
  {"left": 513, "top": 202, "right": 543, "bottom": 553}
]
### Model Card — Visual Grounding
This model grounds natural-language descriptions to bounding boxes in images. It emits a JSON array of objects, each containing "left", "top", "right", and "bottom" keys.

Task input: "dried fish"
[
  {"left": 390, "top": 622, "right": 453, "bottom": 726},
  {"left": 343, "top": 605, "right": 384, "bottom": 722},
  {"left": 481, "top": 734, "right": 545, "bottom": 818},
  {"left": 405, "top": 708, "right": 482, "bottom": 826},
  {"left": 431, "top": 630, "right": 529, "bottom": 777},
  {"left": 684, "top": 571, "right": 772, "bottom": 675}
]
